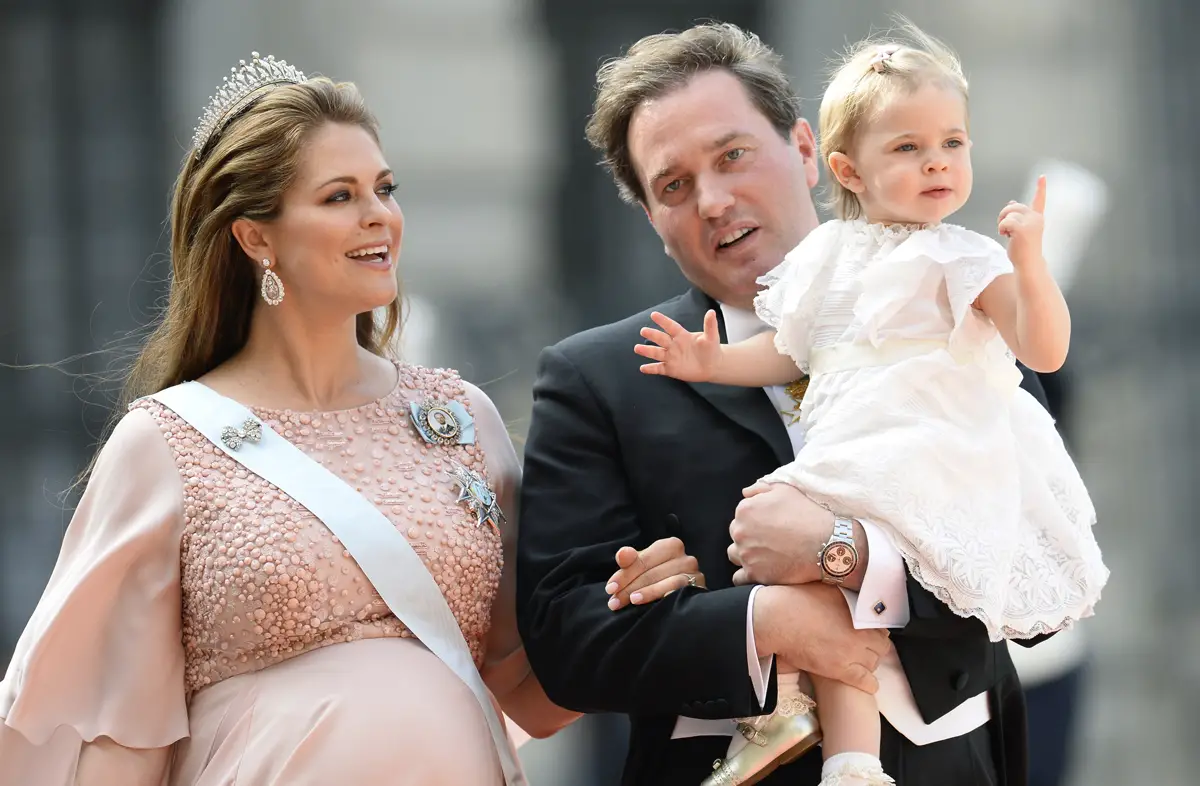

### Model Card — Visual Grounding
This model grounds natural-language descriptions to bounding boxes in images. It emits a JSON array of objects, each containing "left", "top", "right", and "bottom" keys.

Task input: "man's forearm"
[
  {"left": 751, "top": 584, "right": 787, "bottom": 656},
  {"left": 523, "top": 581, "right": 765, "bottom": 717},
  {"left": 748, "top": 583, "right": 889, "bottom": 696}
]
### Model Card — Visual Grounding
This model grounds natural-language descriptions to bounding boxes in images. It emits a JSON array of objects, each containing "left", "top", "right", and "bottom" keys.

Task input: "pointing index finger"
[{"left": 1031, "top": 174, "right": 1047, "bottom": 214}]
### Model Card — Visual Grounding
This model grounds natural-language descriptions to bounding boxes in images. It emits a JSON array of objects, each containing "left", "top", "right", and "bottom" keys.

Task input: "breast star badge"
[{"left": 447, "top": 462, "right": 505, "bottom": 532}]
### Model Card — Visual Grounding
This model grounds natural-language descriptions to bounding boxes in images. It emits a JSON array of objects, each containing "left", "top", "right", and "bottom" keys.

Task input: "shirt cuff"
[
  {"left": 839, "top": 519, "right": 911, "bottom": 629},
  {"left": 746, "top": 584, "right": 774, "bottom": 708}
]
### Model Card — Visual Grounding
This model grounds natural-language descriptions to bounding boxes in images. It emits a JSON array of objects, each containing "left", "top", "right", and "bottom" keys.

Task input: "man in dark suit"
[{"left": 517, "top": 22, "right": 1044, "bottom": 785}]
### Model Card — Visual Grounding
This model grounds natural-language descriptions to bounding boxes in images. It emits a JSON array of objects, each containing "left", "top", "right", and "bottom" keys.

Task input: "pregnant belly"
[{"left": 172, "top": 638, "right": 503, "bottom": 786}]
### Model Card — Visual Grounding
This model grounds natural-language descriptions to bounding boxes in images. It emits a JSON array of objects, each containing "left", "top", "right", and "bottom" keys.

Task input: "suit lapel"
[{"left": 657, "top": 288, "right": 795, "bottom": 467}]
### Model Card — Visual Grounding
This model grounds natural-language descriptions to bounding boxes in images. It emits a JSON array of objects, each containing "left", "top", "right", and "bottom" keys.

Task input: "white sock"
[
  {"left": 821, "top": 752, "right": 890, "bottom": 784},
  {"left": 776, "top": 670, "right": 802, "bottom": 698}
]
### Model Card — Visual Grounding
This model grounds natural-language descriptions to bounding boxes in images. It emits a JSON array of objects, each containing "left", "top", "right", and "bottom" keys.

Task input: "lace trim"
[
  {"left": 753, "top": 280, "right": 809, "bottom": 373},
  {"left": 734, "top": 690, "right": 816, "bottom": 735},
  {"left": 762, "top": 459, "right": 1108, "bottom": 642},
  {"left": 895, "top": 533, "right": 1104, "bottom": 642},
  {"left": 777, "top": 691, "right": 817, "bottom": 717},
  {"left": 821, "top": 764, "right": 896, "bottom": 786},
  {"left": 850, "top": 218, "right": 938, "bottom": 244},
  {"left": 752, "top": 268, "right": 789, "bottom": 331}
]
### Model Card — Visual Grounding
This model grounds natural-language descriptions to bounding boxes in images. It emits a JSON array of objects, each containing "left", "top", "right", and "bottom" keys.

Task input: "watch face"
[{"left": 822, "top": 542, "right": 857, "bottom": 578}]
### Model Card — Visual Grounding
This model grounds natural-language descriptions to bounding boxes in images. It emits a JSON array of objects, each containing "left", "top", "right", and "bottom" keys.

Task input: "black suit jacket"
[{"left": 517, "top": 287, "right": 1045, "bottom": 785}]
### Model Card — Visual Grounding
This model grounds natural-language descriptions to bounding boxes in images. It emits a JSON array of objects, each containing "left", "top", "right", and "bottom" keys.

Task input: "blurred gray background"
[{"left": 1, "top": 1, "right": 1196, "bottom": 784}]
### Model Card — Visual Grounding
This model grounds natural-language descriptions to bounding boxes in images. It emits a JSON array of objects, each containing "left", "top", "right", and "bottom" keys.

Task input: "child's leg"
[
  {"left": 809, "top": 674, "right": 879, "bottom": 758},
  {"left": 810, "top": 675, "right": 892, "bottom": 785}
]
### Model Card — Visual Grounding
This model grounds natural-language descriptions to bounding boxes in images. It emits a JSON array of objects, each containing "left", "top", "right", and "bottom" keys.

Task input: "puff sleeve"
[
  {"left": 753, "top": 220, "right": 846, "bottom": 372},
  {"left": 463, "top": 382, "right": 580, "bottom": 743},
  {"left": 0, "top": 407, "right": 188, "bottom": 786}
]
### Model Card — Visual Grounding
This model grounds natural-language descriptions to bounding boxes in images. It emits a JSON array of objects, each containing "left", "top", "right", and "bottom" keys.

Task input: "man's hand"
[
  {"left": 754, "top": 584, "right": 891, "bottom": 694},
  {"left": 728, "top": 482, "right": 833, "bottom": 586}
]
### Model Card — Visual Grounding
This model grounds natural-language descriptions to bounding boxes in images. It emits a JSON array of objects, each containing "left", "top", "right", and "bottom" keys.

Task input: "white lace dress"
[{"left": 754, "top": 219, "right": 1108, "bottom": 641}]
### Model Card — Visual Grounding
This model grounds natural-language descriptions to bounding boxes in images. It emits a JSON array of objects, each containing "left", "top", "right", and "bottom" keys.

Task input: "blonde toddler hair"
[{"left": 819, "top": 19, "right": 969, "bottom": 219}]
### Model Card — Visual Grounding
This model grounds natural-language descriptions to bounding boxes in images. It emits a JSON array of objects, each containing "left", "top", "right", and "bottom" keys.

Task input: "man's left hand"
[{"left": 728, "top": 482, "right": 832, "bottom": 586}]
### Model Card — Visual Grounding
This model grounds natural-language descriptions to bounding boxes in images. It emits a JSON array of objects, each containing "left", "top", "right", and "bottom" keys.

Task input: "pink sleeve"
[
  {"left": 463, "top": 382, "right": 580, "bottom": 741},
  {"left": 0, "top": 408, "right": 188, "bottom": 786},
  {"left": 462, "top": 382, "right": 529, "bottom": 695}
]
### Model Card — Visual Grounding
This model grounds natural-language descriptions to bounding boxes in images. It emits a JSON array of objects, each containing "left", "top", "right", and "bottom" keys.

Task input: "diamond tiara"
[{"left": 190, "top": 52, "right": 308, "bottom": 159}]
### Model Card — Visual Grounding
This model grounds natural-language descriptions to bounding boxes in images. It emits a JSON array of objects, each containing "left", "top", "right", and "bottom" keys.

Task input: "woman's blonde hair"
[
  {"left": 819, "top": 18, "right": 968, "bottom": 220},
  {"left": 68, "top": 76, "right": 401, "bottom": 490}
]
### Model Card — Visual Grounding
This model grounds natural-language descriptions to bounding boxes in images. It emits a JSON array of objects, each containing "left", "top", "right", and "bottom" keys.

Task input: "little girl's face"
[{"left": 843, "top": 84, "right": 973, "bottom": 225}]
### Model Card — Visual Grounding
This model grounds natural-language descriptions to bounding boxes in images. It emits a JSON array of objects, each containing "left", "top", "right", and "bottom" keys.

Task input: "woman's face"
[{"left": 253, "top": 122, "right": 404, "bottom": 318}]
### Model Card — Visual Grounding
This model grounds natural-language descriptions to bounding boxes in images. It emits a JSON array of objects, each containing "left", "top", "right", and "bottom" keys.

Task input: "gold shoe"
[{"left": 701, "top": 692, "right": 821, "bottom": 786}]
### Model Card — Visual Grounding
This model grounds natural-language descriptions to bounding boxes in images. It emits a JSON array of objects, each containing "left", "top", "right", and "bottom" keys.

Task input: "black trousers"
[
  {"left": 1025, "top": 665, "right": 1085, "bottom": 786},
  {"left": 878, "top": 717, "right": 998, "bottom": 786}
]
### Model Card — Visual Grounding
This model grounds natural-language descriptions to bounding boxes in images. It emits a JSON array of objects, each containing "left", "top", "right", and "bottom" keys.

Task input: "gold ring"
[{"left": 685, "top": 573, "right": 698, "bottom": 588}]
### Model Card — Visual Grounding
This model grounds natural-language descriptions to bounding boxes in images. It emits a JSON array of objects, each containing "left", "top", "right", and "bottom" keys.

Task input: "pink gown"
[{"left": 0, "top": 363, "right": 532, "bottom": 785}]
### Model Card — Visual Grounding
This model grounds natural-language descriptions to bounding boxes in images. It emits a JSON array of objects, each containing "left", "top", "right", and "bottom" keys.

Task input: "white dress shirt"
[{"left": 670, "top": 304, "right": 989, "bottom": 746}]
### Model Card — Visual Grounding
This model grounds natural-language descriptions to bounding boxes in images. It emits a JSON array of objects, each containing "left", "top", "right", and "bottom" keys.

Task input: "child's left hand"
[{"left": 998, "top": 174, "right": 1047, "bottom": 267}]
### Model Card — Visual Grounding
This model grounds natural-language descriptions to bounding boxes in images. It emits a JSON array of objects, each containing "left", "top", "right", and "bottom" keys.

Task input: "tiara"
[{"left": 190, "top": 52, "right": 307, "bottom": 159}]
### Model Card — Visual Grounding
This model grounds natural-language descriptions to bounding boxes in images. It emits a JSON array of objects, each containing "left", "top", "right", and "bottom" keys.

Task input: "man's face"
[{"left": 627, "top": 69, "right": 821, "bottom": 309}]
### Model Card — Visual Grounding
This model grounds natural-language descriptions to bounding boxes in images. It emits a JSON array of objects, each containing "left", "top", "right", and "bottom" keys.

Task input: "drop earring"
[{"left": 261, "top": 258, "right": 284, "bottom": 305}]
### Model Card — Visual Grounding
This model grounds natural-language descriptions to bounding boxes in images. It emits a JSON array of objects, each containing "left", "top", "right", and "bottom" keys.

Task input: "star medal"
[
  {"left": 780, "top": 376, "right": 809, "bottom": 425},
  {"left": 448, "top": 462, "right": 505, "bottom": 531},
  {"left": 409, "top": 398, "right": 475, "bottom": 446}
]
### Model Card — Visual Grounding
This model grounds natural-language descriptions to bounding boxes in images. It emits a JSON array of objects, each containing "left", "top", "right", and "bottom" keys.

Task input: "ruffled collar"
[{"left": 850, "top": 218, "right": 941, "bottom": 244}]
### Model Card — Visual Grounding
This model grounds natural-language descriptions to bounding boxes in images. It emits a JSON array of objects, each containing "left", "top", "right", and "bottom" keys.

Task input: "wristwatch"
[{"left": 818, "top": 517, "right": 859, "bottom": 585}]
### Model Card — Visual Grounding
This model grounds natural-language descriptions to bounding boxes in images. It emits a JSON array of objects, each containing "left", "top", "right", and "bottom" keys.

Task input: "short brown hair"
[{"left": 586, "top": 22, "right": 801, "bottom": 204}]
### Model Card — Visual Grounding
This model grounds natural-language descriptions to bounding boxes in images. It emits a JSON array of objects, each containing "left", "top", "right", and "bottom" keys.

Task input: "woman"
[{"left": 0, "top": 54, "right": 700, "bottom": 785}]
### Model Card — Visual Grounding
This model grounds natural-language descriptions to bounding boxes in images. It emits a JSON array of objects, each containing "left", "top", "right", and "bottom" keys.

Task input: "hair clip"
[{"left": 869, "top": 45, "right": 902, "bottom": 74}]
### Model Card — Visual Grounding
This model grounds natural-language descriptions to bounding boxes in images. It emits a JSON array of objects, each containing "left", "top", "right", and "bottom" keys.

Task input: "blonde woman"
[{"left": 0, "top": 54, "right": 699, "bottom": 786}]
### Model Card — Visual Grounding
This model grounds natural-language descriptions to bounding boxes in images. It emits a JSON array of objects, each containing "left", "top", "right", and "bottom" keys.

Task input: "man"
[{"left": 517, "top": 22, "right": 1045, "bottom": 785}]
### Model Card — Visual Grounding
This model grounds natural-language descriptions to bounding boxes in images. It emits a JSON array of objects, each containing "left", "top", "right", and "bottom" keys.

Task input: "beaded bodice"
[{"left": 133, "top": 364, "right": 504, "bottom": 698}]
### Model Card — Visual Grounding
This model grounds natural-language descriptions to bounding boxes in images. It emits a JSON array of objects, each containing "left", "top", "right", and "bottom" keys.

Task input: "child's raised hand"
[
  {"left": 634, "top": 309, "right": 722, "bottom": 382},
  {"left": 998, "top": 174, "right": 1047, "bottom": 267}
]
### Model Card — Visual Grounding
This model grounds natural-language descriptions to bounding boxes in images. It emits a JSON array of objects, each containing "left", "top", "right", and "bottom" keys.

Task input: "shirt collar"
[{"left": 717, "top": 302, "right": 772, "bottom": 344}]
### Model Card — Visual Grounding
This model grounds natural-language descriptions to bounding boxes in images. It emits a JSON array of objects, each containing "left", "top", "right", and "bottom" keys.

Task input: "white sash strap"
[
  {"left": 149, "top": 382, "right": 524, "bottom": 785},
  {"left": 809, "top": 338, "right": 949, "bottom": 377}
]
